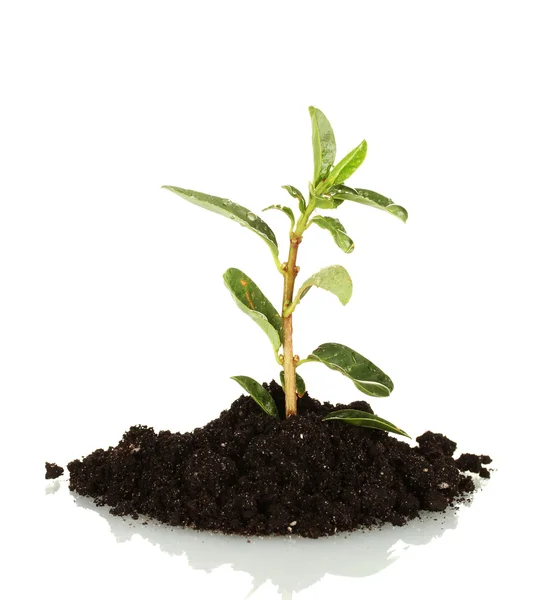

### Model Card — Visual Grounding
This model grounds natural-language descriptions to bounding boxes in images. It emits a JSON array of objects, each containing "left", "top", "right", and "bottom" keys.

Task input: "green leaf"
[
  {"left": 324, "top": 140, "right": 367, "bottom": 188},
  {"left": 335, "top": 188, "right": 408, "bottom": 223},
  {"left": 313, "top": 194, "right": 345, "bottom": 210},
  {"left": 262, "top": 204, "right": 295, "bottom": 229},
  {"left": 309, "top": 106, "right": 336, "bottom": 186},
  {"left": 313, "top": 184, "right": 356, "bottom": 209},
  {"left": 223, "top": 268, "right": 283, "bottom": 352},
  {"left": 280, "top": 370, "right": 306, "bottom": 398},
  {"left": 328, "top": 184, "right": 358, "bottom": 196},
  {"left": 309, "top": 182, "right": 344, "bottom": 210},
  {"left": 231, "top": 376, "right": 279, "bottom": 418},
  {"left": 162, "top": 186, "right": 279, "bottom": 257},
  {"left": 323, "top": 409, "right": 410, "bottom": 438},
  {"left": 288, "top": 266, "right": 352, "bottom": 315},
  {"left": 306, "top": 342, "right": 393, "bottom": 397},
  {"left": 282, "top": 185, "right": 306, "bottom": 214},
  {"left": 310, "top": 216, "right": 354, "bottom": 253}
]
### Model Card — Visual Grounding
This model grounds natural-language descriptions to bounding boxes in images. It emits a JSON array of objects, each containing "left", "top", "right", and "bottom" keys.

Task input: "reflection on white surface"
[
  {"left": 45, "top": 480, "right": 61, "bottom": 495},
  {"left": 69, "top": 486, "right": 464, "bottom": 599}
]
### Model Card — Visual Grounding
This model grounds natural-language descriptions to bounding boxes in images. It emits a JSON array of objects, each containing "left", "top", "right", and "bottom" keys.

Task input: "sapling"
[{"left": 163, "top": 107, "right": 409, "bottom": 437}]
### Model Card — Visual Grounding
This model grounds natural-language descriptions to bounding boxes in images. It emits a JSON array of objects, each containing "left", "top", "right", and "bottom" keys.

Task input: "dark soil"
[
  {"left": 46, "top": 462, "right": 64, "bottom": 479},
  {"left": 68, "top": 382, "right": 491, "bottom": 538},
  {"left": 456, "top": 453, "right": 492, "bottom": 479}
]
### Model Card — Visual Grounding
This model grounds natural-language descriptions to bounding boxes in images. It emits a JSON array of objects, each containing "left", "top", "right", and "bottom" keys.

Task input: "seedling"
[{"left": 163, "top": 107, "right": 409, "bottom": 437}]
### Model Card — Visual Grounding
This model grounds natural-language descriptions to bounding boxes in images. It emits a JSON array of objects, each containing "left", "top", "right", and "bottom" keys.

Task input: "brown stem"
[{"left": 282, "top": 235, "right": 301, "bottom": 417}]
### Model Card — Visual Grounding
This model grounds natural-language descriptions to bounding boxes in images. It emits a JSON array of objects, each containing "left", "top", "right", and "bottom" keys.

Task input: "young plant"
[{"left": 163, "top": 107, "right": 409, "bottom": 437}]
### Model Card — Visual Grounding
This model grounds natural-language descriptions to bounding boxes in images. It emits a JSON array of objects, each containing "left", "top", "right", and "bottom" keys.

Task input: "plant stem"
[{"left": 282, "top": 234, "right": 301, "bottom": 417}]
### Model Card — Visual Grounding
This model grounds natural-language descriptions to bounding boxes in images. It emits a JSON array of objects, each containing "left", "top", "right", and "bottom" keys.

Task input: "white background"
[{"left": 1, "top": 1, "right": 547, "bottom": 598}]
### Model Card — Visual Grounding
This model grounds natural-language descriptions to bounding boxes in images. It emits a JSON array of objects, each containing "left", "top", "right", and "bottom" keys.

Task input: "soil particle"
[
  {"left": 416, "top": 431, "right": 457, "bottom": 458},
  {"left": 68, "top": 382, "right": 491, "bottom": 538},
  {"left": 45, "top": 462, "right": 64, "bottom": 479},
  {"left": 455, "top": 453, "right": 492, "bottom": 479}
]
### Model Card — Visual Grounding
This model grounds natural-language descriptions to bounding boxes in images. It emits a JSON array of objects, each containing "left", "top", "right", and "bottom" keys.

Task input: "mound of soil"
[{"left": 68, "top": 382, "right": 491, "bottom": 538}]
